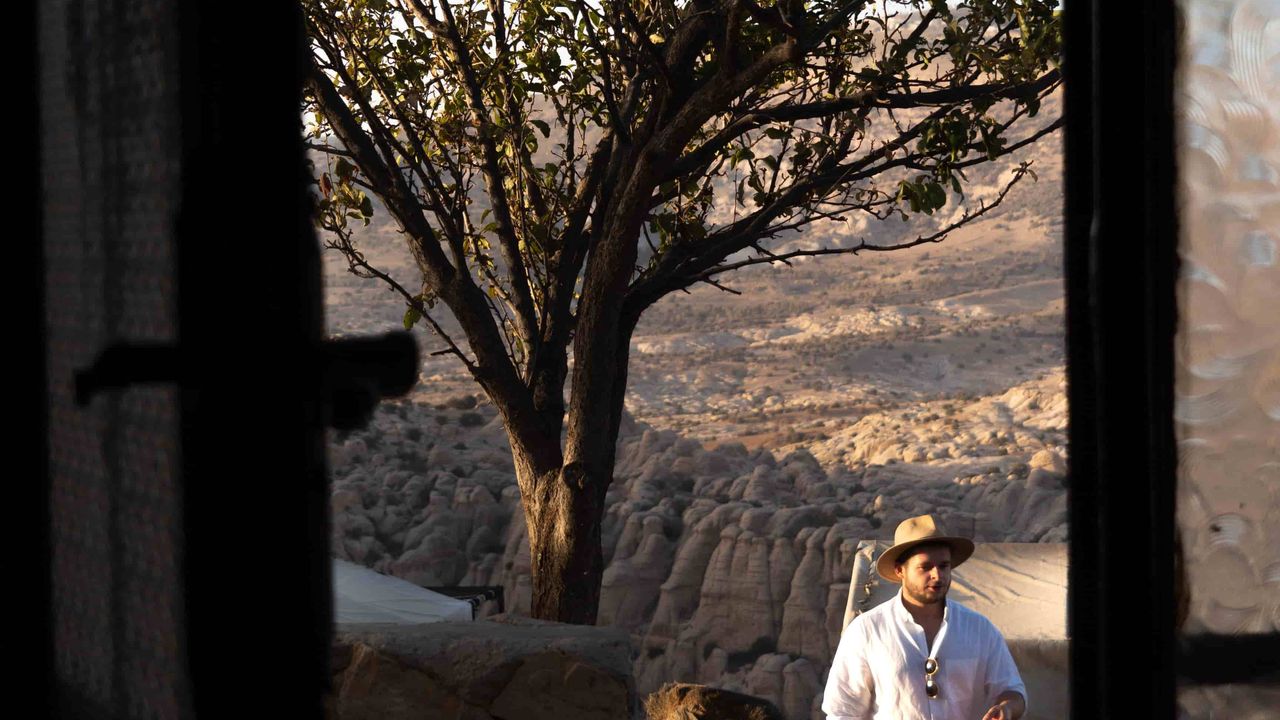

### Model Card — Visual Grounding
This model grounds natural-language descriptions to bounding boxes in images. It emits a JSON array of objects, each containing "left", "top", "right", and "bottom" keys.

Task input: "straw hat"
[{"left": 876, "top": 514, "right": 975, "bottom": 582}]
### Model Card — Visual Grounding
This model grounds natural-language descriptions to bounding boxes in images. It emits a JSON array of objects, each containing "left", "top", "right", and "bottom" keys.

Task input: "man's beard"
[{"left": 906, "top": 583, "right": 947, "bottom": 605}]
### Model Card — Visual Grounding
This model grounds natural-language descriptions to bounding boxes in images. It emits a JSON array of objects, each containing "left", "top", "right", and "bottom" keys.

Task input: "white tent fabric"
[
  {"left": 332, "top": 559, "right": 473, "bottom": 624},
  {"left": 841, "top": 542, "right": 1068, "bottom": 720}
]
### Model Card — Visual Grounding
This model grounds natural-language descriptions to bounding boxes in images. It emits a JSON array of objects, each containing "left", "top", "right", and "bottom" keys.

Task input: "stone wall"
[{"left": 328, "top": 616, "right": 638, "bottom": 720}]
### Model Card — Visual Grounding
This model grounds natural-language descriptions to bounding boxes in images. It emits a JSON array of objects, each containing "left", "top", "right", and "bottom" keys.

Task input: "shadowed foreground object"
[
  {"left": 645, "top": 682, "right": 785, "bottom": 720},
  {"left": 327, "top": 617, "right": 636, "bottom": 720}
]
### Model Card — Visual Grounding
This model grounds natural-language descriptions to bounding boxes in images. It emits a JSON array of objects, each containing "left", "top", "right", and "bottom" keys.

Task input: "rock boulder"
[
  {"left": 644, "top": 682, "right": 785, "bottom": 720},
  {"left": 329, "top": 617, "right": 636, "bottom": 720}
]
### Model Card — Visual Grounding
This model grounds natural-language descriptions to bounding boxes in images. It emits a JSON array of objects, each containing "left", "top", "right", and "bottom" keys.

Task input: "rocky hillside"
[{"left": 328, "top": 365, "right": 1066, "bottom": 718}]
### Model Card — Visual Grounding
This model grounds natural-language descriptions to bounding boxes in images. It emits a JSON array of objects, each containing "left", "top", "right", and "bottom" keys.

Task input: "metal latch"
[{"left": 74, "top": 331, "right": 418, "bottom": 430}]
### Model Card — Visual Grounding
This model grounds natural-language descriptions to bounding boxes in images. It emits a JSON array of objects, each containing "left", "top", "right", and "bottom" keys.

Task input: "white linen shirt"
[{"left": 821, "top": 589, "right": 1026, "bottom": 720}]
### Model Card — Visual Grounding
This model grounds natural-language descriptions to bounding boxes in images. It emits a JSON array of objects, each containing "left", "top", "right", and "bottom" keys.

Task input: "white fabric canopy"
[
  {"left": 332, "top": 559, "right": 473, "bottom": 624},
  {"left": 843, "top": 541, "right": 1067, "bottom": 638}
]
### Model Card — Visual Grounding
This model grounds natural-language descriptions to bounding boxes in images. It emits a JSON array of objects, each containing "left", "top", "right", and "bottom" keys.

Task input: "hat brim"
[{"left": 876, "top": 536, "right": 975, "bottom": 583}]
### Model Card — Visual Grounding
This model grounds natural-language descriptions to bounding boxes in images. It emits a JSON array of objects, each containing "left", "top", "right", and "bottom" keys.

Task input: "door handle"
[{"left": 74, "top": 332, "right": 418, "bottom": 430}]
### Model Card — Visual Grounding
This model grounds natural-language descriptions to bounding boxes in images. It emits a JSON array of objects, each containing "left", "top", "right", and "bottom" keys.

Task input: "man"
[{"left": 822, "top": 514, "right": 1027, "bottom": 720}]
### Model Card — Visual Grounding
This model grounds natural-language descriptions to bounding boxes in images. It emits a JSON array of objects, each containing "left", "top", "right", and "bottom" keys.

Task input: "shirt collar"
[{"left": 892, "top": 586, "right": 954, "bottom": 658}]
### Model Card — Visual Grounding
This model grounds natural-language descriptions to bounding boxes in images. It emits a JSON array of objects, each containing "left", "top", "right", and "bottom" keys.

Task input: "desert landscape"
[{"left": 321, "top": 97, "right": 1067, "bottom": 718}]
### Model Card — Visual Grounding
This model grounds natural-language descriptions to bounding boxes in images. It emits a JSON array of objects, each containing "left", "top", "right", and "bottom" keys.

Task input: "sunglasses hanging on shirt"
[{"left": 925, "top": 657, "right": 940, "bottom": 699}]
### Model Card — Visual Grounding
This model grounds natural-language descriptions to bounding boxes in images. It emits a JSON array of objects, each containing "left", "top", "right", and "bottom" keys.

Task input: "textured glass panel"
[{"left": 1176, "top": 0, "right": 1280, "bottom": 715}]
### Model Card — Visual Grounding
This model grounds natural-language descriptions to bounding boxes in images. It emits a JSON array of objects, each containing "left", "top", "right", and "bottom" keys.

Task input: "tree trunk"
[
  {"left": 510, "top": 318, "right": 635, "bottom": 624},
  {"left": 516, "top": 461, "right": 610, "bottom": 623},
  {"left": 508, "top": 177, "right": 644, "bottom": 622}
]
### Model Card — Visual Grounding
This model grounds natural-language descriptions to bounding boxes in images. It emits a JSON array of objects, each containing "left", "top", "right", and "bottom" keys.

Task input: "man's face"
[{"left": 895, "top": 544, "right": 953, "bottom": 605}]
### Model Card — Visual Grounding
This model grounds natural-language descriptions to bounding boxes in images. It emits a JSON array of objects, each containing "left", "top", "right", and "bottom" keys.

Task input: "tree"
[{"left": 301, "top": 0, "right": 1061, "bottom": 624}]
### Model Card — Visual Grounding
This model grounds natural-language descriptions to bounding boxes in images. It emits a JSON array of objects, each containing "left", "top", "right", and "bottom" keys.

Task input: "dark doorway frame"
[
  {"left": 26, "top": 0, "right": 1280, "bottom": 717},
  {"left": 1064, "top": 2, "right": 1280, "bottom": 717},
  {"left": 23, "top": 0, "right": 52, "bottom": 713},
  {"left": 1062, "top": 0, "right": 1180, "bottom": 716}
]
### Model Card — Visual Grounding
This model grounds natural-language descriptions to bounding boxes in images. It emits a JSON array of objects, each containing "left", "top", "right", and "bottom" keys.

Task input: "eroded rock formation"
[{"left": 328, "top": 369, "right": 1068, "bottom": 719}]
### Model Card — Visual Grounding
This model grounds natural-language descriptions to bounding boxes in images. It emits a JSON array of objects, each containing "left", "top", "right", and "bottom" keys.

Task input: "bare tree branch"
[
  {"left": 305, "top": 56, "right": 456, "bottom": 286},
  {"left": 406, "top": 0, "right": 542, "bottom": 356},
  {"left": 323, "top": 226, "right": 475, "bottom": 370},
  {"left": 696, "top": 160, "right": 1038, "bottom": 281}
]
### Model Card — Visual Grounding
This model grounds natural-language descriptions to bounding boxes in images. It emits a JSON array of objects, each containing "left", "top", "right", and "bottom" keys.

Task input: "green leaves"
[
  {"left": 978, "top": 120, "right": 1008, "bottom": 160},
  {"left": 301, "top": 0, "right": 1062, "bottom": 373},
  {"left": 896, "top": 178, "right": 949, "bottom": 215},
  {"left": 335, "top": 157, "right": 356, "bottom": 182},
  {"left": 403, "top": 305, "right": 421, "bottom": 330},
  {"left": 402, "top": 291, "right": 437, "bottom": 331},
  {"left": 313, "top": 155, "right": 373, "bottom": 228}
]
